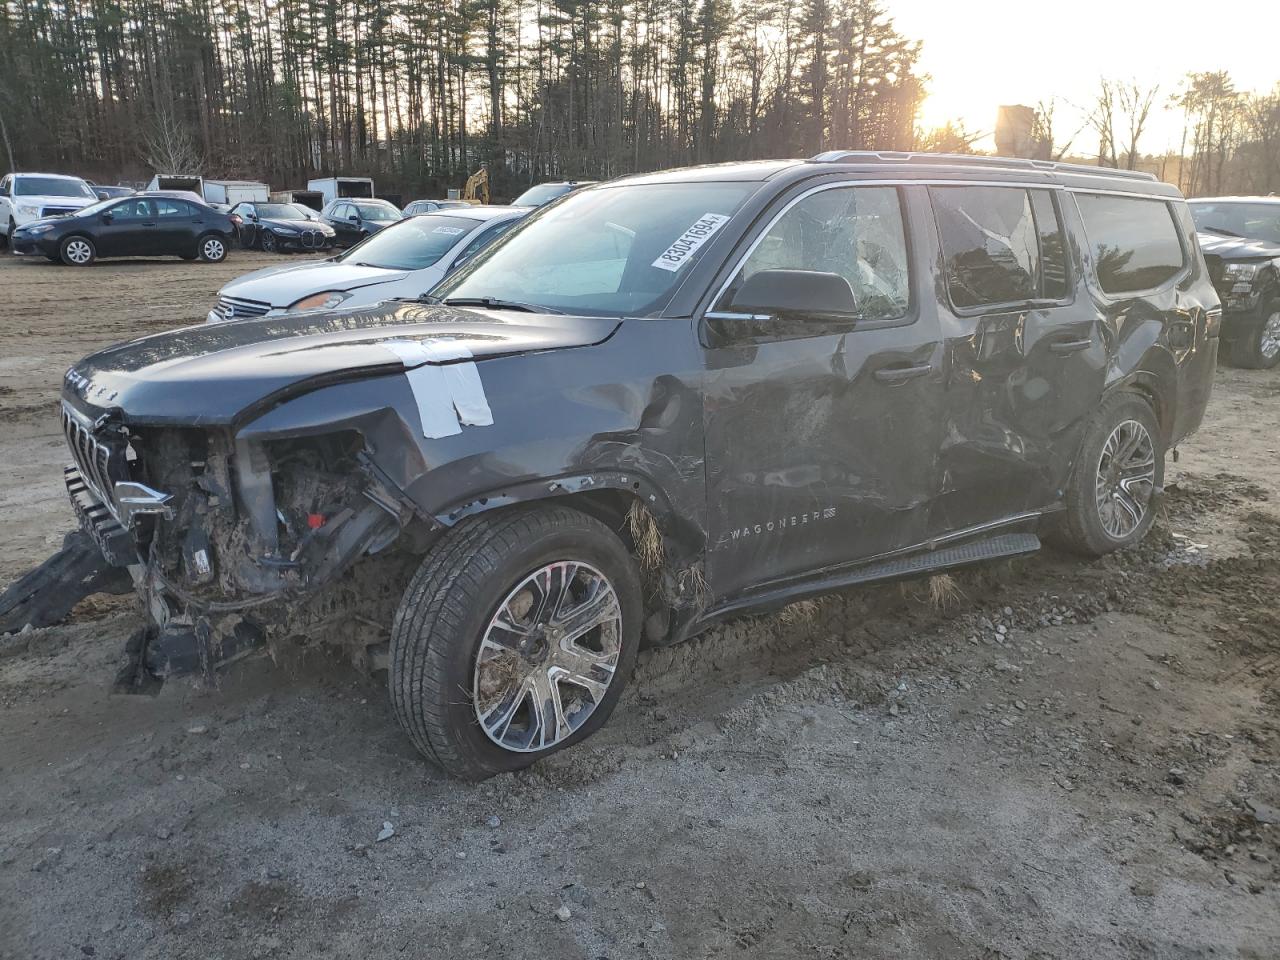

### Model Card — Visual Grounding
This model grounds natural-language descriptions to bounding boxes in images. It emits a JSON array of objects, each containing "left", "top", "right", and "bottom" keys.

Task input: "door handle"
[
  {"left": 873, "top": 362, "right": 933, "bottom": 382},
  {"left": 1049, "top": 337, "right": 1092, "bottom": 355},
  {"left": 141, "top": 221, "right": 157, "bottom": 227}
]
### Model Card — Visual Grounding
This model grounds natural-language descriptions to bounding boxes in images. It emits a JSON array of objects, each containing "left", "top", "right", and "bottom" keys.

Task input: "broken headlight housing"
[{"left": 289, "top": 290, "right": 352, "bottom": 312}]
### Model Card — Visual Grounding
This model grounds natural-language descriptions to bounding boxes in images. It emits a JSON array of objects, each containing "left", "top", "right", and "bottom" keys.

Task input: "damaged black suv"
[{"left": 60, "top": 153, "right": 1219, "bottom": 779}]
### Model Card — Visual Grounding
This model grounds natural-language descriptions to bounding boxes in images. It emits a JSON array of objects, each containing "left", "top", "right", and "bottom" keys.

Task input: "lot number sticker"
[
  {"left": 652, "top": 213, "right": 731, "bottom": 272},
  {"left": 432, "top": 226, "right": 466, "bottom": 235}
]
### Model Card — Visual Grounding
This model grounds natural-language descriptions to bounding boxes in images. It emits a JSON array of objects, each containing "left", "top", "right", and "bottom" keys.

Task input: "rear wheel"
[
  {"left": 1054, "top": 391, "right": 1163, "bottom": 557},
  {"left": 1228, "top": 300, "right": 1280, "bottom": 369},
  {"left": 389, "top": 506, "right": 642, "bottom": 780},
  {"left": 59, "top": 235, "right": 96, "bottom": 266},
  {"left": 197, "top": 234, "right": 227, "bottom": 263}
]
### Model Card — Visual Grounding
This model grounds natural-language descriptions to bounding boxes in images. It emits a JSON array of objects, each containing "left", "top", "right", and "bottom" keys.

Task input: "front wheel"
[
  {"left": 0, "top": 218, "right": 12, "bottom": 249},
  {"left": 389, "top": 506, "right": 643, "bottom": 780},
  {"left": 1054, "top": 391, "right": 1163, "bottom": 557},
  {"left": 1228, "top": 300, "right": 1280, "bottom": 369},
  {"left": 197, "top": 234, "right": 227, "bottom": 263},
  {"left": 59, "top": 235, "right": 96, "bottom": 266},
  {"left": 258, "top": 230, "right": 277, "bottom": 253}
]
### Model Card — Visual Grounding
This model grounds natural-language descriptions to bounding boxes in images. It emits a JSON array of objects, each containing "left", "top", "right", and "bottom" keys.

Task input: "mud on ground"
[{"left": 0, "top": 254, "right": 1277, "bottom": 959}]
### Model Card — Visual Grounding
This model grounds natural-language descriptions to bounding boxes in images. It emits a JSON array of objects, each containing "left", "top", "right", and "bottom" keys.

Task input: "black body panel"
[{"left": 59, "top": 153, "right": 1221, "bottom": 650}]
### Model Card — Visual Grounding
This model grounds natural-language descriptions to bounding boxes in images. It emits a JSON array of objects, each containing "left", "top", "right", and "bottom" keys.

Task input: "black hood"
[
  {"left": 1197, "top": 232, "right": 1280, "bottom": 261},
  {"left": 62, "top": 301, "right": 621, "bottom": 426},
  {"left": 260, "top": 216, "right": 332, "bottom": 232}
]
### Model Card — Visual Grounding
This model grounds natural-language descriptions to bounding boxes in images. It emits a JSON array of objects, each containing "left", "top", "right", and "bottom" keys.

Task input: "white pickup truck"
[{"left": 0, "top": 172, "right": 100, "bottom": 244}]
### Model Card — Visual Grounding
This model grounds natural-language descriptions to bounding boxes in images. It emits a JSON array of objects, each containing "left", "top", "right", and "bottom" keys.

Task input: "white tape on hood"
[{"left": 381, "top": 339, "right": 494, "bottom": 438}]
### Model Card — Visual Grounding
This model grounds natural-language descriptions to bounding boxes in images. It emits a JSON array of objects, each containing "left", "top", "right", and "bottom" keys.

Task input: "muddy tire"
[
  {"left": 1053, "top": 391, "right": 1163, "bottom": 557},
  {"left": 0, "top": 218, "right": 11, "bottom": 249},
  {"left": 1228, "top": 300, "right": 1280, "bottom": 369},
  {"left": 389, "top": 506, "right": 642, "bottom": 780},
  {"left": 59, "top": 235, "right": 96, "bottom": 266}
]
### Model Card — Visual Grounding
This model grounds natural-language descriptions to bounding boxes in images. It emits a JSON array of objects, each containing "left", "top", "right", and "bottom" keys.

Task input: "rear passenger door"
[
  {"left": 154, "top": 198, "right": 198, "bottom": 254},
  {"left": 700, "top": 183, "right": 948, "bottom": 600},
  {"left": 927, "top": 184, "right": 1103, "bottom": 534}
]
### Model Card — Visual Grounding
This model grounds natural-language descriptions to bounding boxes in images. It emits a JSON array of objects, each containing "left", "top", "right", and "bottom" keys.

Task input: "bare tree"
[
  {"left": 1087, "top": 80, "right": 1119, "bottom": 167},
  {"left": 1117, "top": 81, "right": 1160, "bottom": 169},
  {"left": 143, "top": 109, "right": 205, "bottom": 174},
  {"left": 1032, "top": 97, "right": 1084, "bottom": 161},
  {"left": 915, "top": 120, "right": 983, "bottom": 154}
]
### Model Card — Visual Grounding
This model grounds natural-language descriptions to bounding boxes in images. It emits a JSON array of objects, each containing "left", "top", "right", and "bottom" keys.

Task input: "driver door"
[
  {"left": 98, "top": 198, "right": 158, "bottom": 257},
  {"left": 700, "top": 184, "right": 947, "bottom": 601}
]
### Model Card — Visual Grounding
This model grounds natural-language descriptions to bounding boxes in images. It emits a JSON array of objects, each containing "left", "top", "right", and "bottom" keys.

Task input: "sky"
[{"left": 889, "top": 0, "right": 1279, "bottom": 155}]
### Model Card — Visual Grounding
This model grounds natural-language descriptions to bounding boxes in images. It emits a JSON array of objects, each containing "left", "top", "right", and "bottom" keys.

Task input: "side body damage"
[{"left": 51, "top": 155, "right": 1220, "bottom": 687}]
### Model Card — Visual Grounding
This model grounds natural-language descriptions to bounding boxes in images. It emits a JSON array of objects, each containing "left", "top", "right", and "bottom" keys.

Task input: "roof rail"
[{"left": 808, "top": 150, "right": 1159, "bottom": 182}]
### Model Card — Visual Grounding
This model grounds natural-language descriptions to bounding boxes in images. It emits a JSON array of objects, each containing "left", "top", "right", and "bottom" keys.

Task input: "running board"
[
  {"left": 676, "top": 532, "right": 1041, "bottom": 643},
  {"left": 841, "top": 532, "right": 1041, "bottom": 585}
]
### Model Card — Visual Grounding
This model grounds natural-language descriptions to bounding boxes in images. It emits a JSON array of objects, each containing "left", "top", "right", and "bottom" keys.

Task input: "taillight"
[{"left": 1206, "top": 306, "right": 1222, "bottom": 339}]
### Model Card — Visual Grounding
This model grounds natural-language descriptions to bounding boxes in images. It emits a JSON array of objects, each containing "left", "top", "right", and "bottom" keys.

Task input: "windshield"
[
  {"left": 1190, "top": 202, "right": 1280, "bottom": 245},
  {"left": 15, "top": 176, "right": 95, "bottom": 199},
  {"left": 256, "top": 203, "right": 306, "bottom": 220},
  {"left": 356, "top": 202, "right": 401, "bottom": 222},
  {"left": 433, "top": 181, "right": 756, "bottom": 316},
  {"left": 513, "top": 183, "right": 572, "bottom": 207},
  {"left": 337, "top": 215, "right": 480, "bottom": 270},
  {"left": 289, "top": 204, "right": 318, "bottom": 220}
]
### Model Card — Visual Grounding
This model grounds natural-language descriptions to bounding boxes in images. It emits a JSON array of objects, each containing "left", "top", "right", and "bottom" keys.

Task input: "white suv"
[{"left": 0, "top": 173, "right": 100, "bottom": 244}]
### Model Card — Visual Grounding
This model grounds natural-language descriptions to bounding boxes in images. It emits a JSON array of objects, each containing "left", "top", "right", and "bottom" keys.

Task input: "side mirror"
[
  {"left": 724, "top": 269, "right": 858, "bottom": 320},
  {"left": 100, "top": 212, "right": 114, "bottom": 224},
  {"left": 96, "top": 190, "right": 109, "bottom": 201},
  {"left": 348, "top": 213, "right": 360, "bottom": 222}
]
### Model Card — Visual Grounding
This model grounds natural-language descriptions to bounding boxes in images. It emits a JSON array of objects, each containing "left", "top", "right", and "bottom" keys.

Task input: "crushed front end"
[{"left": 60, "top": 400, "right": 416, "bottom": 685}]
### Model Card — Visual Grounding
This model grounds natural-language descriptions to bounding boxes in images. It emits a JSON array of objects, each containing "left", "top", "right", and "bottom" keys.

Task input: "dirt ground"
[{"left": 0, "top": 252, "right": 1277, "bottom": 960}]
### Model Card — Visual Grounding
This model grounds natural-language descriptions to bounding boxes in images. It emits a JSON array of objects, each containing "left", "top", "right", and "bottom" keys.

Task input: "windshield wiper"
[
  {"left": 1201, "top": 225, "right": 1244, "bottom": 238},
  {"left": 440, "top": 296, "right": 564, "bottom": 315}
]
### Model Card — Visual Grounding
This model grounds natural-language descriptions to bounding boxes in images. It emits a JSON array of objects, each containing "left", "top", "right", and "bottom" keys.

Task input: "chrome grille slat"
[
  {"left": 216, "top": 295, "right": 272, "bottom": 321},
  {"left": 61, "top": 403, "right": 122, "bottom": 517}
]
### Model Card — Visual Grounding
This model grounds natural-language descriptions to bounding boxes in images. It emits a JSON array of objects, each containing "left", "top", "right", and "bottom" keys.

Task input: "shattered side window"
[
  {"left": 719, "top": 185, "right": 910, "bottom": 323},
  {"left": 931, "top": 186, "right": 1040, "bottom": 309}
]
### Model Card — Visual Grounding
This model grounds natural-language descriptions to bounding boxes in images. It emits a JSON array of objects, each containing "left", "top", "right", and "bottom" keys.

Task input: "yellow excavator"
[{"left": 461, "top": 167, "right": 490, "bottom": 205}]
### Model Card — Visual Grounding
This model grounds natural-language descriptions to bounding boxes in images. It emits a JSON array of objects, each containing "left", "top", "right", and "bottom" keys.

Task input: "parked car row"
[
  {"left": 0, "top": 169, "right": 588, "bottom": 266},
  {"left": 59, "top": 151, "right": 1222, "bottom": 779}
]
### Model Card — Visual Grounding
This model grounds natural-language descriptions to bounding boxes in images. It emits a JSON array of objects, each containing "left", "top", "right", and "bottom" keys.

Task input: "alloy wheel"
[
  {"left": 1094, "top": 418, "right": 1156, "bottom": 540},
  {"left": 65, "top": 239, "right": 93, "bottom": 265},
  {"left": 1259, "top": 311, "right": 1280, "bottom": 361},
  {"left": 260, "top": 231, "right": 276, "bottom": 252},
  {"left": 203, "top": 238, "right": 225, "bottom": 261},
  {"left": 472, "top": 560, "right": 622, "bottom": 753}
]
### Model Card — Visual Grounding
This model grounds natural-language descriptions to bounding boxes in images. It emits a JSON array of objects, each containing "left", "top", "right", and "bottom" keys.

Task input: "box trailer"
[
  {"left": 270, "top": 189, "right": 325, "bottom": 212},
  {"left": 204, "top": 180, "right": 269, "bottom": 207},
  {"left": 146, "top": 174, "right": 204, "bottom": 196},
  {"left": 307, "top": 177, "right": 375, "bottom": 206}
]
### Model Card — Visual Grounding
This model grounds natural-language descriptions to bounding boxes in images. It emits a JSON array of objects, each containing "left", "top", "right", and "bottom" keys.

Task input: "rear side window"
[
  {"left": 1075, "top": 194, "right": 1185, "bottom": 295},
  {"left": 932, "top": 186, "right": 1068, "bottom": 309},
  {"left": 156, "top": 199, "right": 190, "bottom": 218}
]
